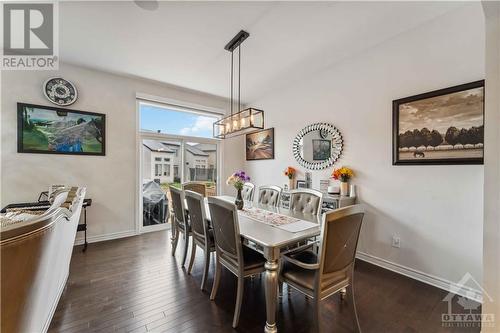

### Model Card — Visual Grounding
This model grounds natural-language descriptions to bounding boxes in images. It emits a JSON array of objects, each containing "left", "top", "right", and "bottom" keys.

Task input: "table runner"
[{"left": 239, "top": 207, "right": 301, "bottom": 226}]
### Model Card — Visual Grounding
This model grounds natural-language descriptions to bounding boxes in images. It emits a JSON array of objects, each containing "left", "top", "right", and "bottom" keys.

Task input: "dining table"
[{"left": 188, "top": 195, "right": 322, "bottom": 333}]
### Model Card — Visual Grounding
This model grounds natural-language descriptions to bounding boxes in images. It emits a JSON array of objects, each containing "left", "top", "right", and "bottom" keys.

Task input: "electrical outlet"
[{"left": 392, "top": 236, "right": 401, "bottom": 248}]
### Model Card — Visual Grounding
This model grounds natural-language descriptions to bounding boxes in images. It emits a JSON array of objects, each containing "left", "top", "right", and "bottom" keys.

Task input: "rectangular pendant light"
[
  {"left": 213, "top": 107, "right": 264, "bottom": 139},
  {"left": 213, "top": 30, "right": 265, "bottom": 139}
]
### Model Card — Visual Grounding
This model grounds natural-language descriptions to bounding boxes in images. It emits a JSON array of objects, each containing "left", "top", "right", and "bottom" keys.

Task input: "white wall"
[
  {"left": 0, "top": 62, "right": 238, "bottom": 242},
  {"left": 244, "top": 4, "right": 485, "bottom": 290},
  {"left": 482, "top": 1, "right": 500, "bottom": 328}
]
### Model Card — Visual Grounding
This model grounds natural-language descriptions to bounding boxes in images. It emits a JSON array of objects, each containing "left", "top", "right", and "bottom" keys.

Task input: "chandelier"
[{"left": 213, "top": 30, "right": 264, "bottom": 139}]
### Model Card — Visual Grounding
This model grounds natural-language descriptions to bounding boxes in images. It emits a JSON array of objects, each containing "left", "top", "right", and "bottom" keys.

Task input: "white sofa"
[{"left": 0, "top": 187, "right": 86, "bottom": 333}]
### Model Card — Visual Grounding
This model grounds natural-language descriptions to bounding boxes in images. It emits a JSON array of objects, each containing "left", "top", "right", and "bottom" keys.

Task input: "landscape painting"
[
  {"left": 246, "top": 128, "right": 274, "bottom": 160},
  {"left": 18, "top": 103, "right": 105, "bottom": 155},
  {"left": 393, "top": 80, "right": 484, "bottom": 165}
]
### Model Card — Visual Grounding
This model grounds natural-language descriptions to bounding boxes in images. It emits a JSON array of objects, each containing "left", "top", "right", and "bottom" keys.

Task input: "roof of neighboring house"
[
  {"left": 162, "top": 142, "right": 209, "bottom": 157},
  {"left": 193, "top": 143, "right": 217, "bottom": 152},
  {"left": 143, "top": 140, "right": 175, "bottom": 153},
  {"left": 143, "top": 140, "right": 210, "bottom": 157},
  {"left": 185, "top": 144, "right": 209, "bottom": 157}
]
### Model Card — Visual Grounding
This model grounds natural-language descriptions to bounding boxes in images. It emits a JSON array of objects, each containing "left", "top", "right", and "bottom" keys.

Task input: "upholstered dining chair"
[
  {"left": 258, "top": 185, "right": 282, "bottom": 207},
  {"left": 241, "top": 182, "right": 255, "bottom": 202},
  {"left": 169, "top": 186, "right": 191, "bottom": 267},
  {"left": 289, "top": 189, "right": 323, "bottom": 216},
  {"left": 182, "top": 182, "right": 206, "bottom": 197},
  {"left": 184, "top": 190, "right": 215, "bottom": 290},
  {"left": 207, "top": 197, "right": 266, "bottom": 328},
  {"left": 280, "top": 204, "right": 365, "bottom": 332}
]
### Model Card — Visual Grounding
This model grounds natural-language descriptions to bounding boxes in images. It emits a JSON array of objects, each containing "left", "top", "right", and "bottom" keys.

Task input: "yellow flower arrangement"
[{"left": 332, "top": 166, "right": 354, "bottom": 182}]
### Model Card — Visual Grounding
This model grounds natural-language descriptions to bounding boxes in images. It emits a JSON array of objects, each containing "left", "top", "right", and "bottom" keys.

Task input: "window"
[
  {"left": 154, "top": 164, "right": 162, "bottom": 176},
  {"left": 163, "top": 164, "right": 170, "bottom": 176},
  {"left": 140, "top": 101, "right": 220, "bottom": 138},
  {"left": 139, "top": 98, "right": 222, "bottom": 230}
]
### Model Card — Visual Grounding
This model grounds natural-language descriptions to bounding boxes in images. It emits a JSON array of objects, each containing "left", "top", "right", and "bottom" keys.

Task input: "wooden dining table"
[{"left": 190, "top": 195, "right": 322, "bottom": 333}]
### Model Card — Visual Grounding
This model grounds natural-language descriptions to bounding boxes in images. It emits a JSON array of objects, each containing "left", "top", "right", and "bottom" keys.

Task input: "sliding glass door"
[
  {"left": 138, "top": 99, "right": 222, "bottom": 233},
  {"left": 140, "top": 138, "right": 181, "bottom": 231}
]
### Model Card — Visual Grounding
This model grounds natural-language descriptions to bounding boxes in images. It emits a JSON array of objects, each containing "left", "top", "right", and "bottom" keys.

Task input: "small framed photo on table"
[{"left": 296, "top": 180, "right": 307, "bottom": 189}]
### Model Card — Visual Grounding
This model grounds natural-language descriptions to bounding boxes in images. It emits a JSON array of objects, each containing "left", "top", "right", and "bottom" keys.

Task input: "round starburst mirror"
[{"left": 292, "top": 123, "right": 343, "bottom": 170}]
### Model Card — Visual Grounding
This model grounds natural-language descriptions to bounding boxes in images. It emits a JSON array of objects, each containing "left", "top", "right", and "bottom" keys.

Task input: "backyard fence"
[{"left": 188, "top": 168, "right": 217, "bottom": 182}]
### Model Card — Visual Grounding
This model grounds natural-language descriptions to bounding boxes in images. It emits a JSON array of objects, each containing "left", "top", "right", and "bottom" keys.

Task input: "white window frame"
[{"left": 135, "top": 95, "right": 224, "bottom": 234}]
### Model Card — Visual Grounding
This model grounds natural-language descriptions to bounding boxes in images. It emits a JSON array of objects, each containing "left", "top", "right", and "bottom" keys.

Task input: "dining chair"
[
  {"left": 241, "top": 182, "right": 255, "bottom": 202},
  {"left": 207, "top": 197, "right": 266, "bottom": 328},
  {"left": 258, "top": 185, "right": 282, "bottom": 207},
  {"left": 169, "top": 186, "right": 191, "bottom": 267},
  {"left": 279, "top": 204, "right": 365, "bottom": 332},
  {"left": 182, "top": 182, "right": 206, "bottom": 197},
  {"left": 289, "top": 189, "right": 323, "bottom": 216},
  {"left": 184, "top": 190, "right": 215, "bottom": 290}
]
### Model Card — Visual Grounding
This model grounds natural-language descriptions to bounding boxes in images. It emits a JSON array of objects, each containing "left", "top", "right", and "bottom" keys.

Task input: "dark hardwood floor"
[{"left": 49, "top": 231, "right": 480, "bottom": 333}]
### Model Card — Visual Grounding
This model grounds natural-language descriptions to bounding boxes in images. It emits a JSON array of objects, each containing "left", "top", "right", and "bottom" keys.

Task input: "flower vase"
[
  {"left": 235, "top": 188, "right": 244, "bottom": 210},
  {"left": 289, "top": 177, "right": 294, "bottom": 190},
  {"left": 340, "top": 181, "right": 349, "bottom": 196}
]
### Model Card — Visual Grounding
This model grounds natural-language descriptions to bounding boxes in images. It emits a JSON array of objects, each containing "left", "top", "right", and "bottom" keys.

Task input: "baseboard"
[
  {"left": 356, "top": 251, "right": 483, "bottom": 303},
  {"left": 74, "top": 230, "right": 138, "bottom": 246}
]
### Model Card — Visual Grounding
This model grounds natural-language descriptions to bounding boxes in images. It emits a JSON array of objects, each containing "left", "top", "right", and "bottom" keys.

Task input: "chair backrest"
[
  {"left": 289, "top": 189, "right": 323, "bottom": 215},
  {"left": 184, "top": 190, "right": 209, "bottom": 243},
  {"left": 318, "top": 205, "right": 364, "bottom": 282},
  {"left": 182, "top": 182, "right": 206, "bottom": 197},
  {"left": 207, "top": 197, "right": 243, "bottom": 269},
  {"left": 258, "top": 185, "right": 282, "bottom": 207},
  {"left": 241, "top": 182, "right": 255, "bottom": 202},
  {"left": 169, "top": 186, "right": 185, "bottom": 226}
]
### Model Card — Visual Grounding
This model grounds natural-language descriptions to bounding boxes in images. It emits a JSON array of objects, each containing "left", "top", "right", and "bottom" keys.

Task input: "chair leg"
[
  {"left": 314, "top": 298, "right": 321, "bottom": 332},
  {"left": 201, "top": 249, "right": 210, "bottom": 291},
  {"left": 233, "top": 277, "right": 244, "bottom": 328},
  {"left": 171, "top": 225, "right": 179, "bottom": 256},
  {"left": 187, "top": 241, "right": 197, "bottom": 274},
  {"left": 210, "top": 258, "right": 221, "bottom": 300},
  {"left": 181, "top": 232, "right": 189, "bottom": 267},
  {"left": 340, "top": 287, "right": 347, "bottom": 302},
  {"left": 347, "top": 284, "right": 361, "bottom": 332}
]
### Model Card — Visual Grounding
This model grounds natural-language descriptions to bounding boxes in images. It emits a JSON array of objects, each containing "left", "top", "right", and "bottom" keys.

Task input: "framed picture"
[
  {"left": 17, "top": 103, "right": 106, "bottom": 156},
  {"left": 296, "top": 180, "right": 307, "bottom": 189},
  {"left": 246, "top": 128, "right": 274, "bottom": 160},
  {"left": 312, "top": 139, "right": 331, "bottom": 161},
  {"left": 393, "top": 80, "right": 484, "bottom": 165}
]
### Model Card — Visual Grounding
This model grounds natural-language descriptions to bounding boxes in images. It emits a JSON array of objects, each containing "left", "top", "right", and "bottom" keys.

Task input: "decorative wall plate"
[
  {"left": 292, "top": 122, "right": 343, "bottom": 170},
  {"left": 43, "top": 77, "right": 78, "bottom": 106}
]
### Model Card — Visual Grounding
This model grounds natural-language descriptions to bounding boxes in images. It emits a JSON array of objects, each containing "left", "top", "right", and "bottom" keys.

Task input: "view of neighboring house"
[
  {"left": 142, "top": 140, "right": 216, "bottom": 184},
  {"left": 192, "top": 143, "right": 217, "bottom": 168}
]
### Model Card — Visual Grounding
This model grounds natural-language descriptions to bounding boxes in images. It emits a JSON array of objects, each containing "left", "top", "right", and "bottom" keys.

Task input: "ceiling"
[{"left": 60, "top": 1, "right": 469, "bottom": 103}]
